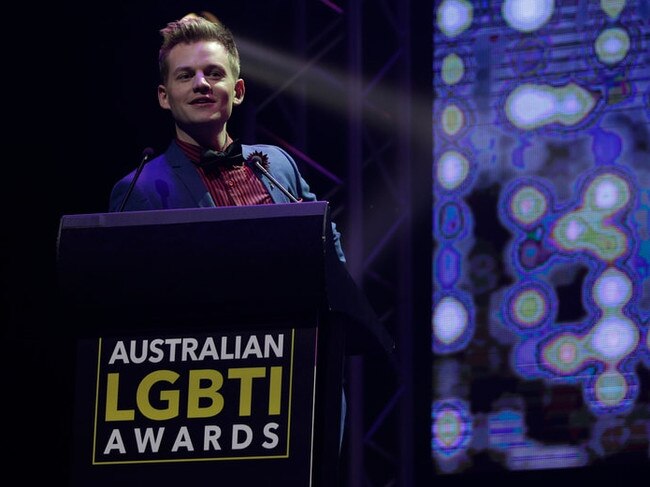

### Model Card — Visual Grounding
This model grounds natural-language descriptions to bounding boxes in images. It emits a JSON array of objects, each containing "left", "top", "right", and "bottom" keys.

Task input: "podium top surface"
[{"left": 59, "top": 201, "right": 330, "bottom": 229}]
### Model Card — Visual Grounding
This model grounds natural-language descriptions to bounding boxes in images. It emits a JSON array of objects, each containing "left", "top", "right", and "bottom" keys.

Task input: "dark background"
[
  {"left": 0, "top": 0, "right": 648, "bottom": 487},
  {"left": 7, "top": 1, "right": 646, "bottom": 485}
]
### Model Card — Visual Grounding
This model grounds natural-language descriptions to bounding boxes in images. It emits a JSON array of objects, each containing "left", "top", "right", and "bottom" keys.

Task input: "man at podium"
[
  {"left": 103, "top": 12, "right": 354, "bottom": 469},
  {"left": 108, "top": 13, "right": 346, "bottom": 264}
]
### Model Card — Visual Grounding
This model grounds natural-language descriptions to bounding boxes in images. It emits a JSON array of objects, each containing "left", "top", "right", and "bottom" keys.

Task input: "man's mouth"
[{"left": 190, "top": 97, "right": 214, "bottom": 105}]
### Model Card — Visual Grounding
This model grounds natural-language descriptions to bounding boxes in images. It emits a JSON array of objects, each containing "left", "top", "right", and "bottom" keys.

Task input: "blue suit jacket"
[{"left": 109, "top": 140, "right": 346, "bottom": 262}]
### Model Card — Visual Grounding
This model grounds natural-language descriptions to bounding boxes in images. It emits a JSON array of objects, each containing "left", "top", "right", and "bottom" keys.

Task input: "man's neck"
[{"left": 176, "top": 127, "right": 231, "bottom": 150}]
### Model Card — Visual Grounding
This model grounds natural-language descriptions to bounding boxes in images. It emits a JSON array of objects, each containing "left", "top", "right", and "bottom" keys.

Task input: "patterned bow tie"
[{"left": 198, "top": 140, "right": 244, "bottom": 170}]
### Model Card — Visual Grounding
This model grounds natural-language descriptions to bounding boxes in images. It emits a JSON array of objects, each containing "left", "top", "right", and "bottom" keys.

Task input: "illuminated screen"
[{"left": 432, "top": 0, "right": 650, "bottom": 474}]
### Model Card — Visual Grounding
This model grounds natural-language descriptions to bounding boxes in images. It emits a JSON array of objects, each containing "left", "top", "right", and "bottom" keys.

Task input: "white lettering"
[
  {"left": 198, "top": 337, "right": 219, "bottom": 361},
  {"left": 165, "top": 338, "right": 182, "bottom": 361},
  {"left": 203, "top": 425, "right": 222, "bottom": 450},
  {"left": 108, "top": 341, "right": 129, "bottom": 365},
  {"left": 103, "top": 429, "right": 126, "bottom": 454},
  {"left": 106, "top": 334, "right": 285, "bottom": 364},
  {"left": 148, "top": 339, "right": 165, "bottom": 363},
  {"left": 181, "top": 338, "right": 199, "bottom": 362},
  {"left": 129, "top": 340, "right": 147, "bottom": 364},
  {"left": 242, "top": 336, "right": 263, "bottom": 359},
  {"left": 221, "top": 336, "right": 234, "bottom": 360},
  {"left": 171, "top": 426, "right": 194, "bottom": 452},
  {"left": 231, "top": 424, "right": 253, "bottom": 450},
  {"left": 265, "top": 335, "right": 283, "bottom": 358},
  {"left": 262, "top": 423, "right": 280, "bottom": 449},
  {"left": 135, "top": 427, "right": 165, "bottom": 453}
]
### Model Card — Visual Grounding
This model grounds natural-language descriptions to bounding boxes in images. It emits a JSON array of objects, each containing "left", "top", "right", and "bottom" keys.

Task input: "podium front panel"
[{"left": 56, "top": 203, "right": 329, "bottom": 331}]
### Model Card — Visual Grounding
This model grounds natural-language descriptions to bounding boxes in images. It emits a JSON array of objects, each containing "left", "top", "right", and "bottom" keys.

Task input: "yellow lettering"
[
  {"left": 104, "top": 373, "right": 135, "bottom": 421},
  {"left": 137, "top": 370, "right": 180, "bottom": 420},
  {"left": 269, "top": 366, "right": 282, "bottom": 415},
  {"left": 228, "top": 367, "right": 266, "bottom": 416},
  {"left": 187, "top": 369, "right": 225, "bottom": 418}
]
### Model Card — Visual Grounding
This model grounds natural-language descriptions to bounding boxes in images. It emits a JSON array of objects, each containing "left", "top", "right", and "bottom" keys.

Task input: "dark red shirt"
[{"left": 176, "top": 138, "right": 273, "bottom": 207}]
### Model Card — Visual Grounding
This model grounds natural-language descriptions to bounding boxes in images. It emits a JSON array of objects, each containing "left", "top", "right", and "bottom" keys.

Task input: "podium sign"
[{"left": 72, "top": 325, "right": 319, "bottom": 485}]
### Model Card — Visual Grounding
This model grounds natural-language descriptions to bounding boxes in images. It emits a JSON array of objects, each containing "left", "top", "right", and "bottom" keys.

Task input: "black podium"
[{"left": 56, "top": 202, "right": 393, "bottom": 487}]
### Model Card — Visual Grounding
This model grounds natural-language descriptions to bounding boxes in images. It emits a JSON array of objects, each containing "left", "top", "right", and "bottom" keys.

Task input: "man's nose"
[{"left": 193, "top": 73, "right": 211, "bottom": 92}]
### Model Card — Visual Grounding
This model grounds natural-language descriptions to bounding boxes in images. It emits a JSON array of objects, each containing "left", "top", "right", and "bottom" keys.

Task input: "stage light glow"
[
  {"left": 600, "top": 0, "right": 626, "bottom": 19},
  {"left": 511, "top": 186, "right": 548, "bottom": 225},
  {"left": 595, "top": 28, "right": 631, "bottom": 65},
  {"left": 590, "top": 317, "right": 637, "bottom": 361},
  {"left": 594, "top": 370, "right": 628, "bottom": 406},
  {"left": 512, "top": 288, "right": 547, "bottom": 327},
  {"left": 502, "top": 0, "right": 555, "bottom": 33},
  {"left": 441, "top": 103, "right": 465, "bottom": 136},
  {"left": 594, "top": 268, "right": 631, "bottom": 308},
  {"left": 441, "top": 53, "right": 465, "bottom": 85},
  {"left": 505, "top": 83, "right": 597, "bottom": 130},
  {"left": 436, "top": 0, "right": 473, "bottom": 38},
  {"left": 436, "top": 151, "right": 470, "bottom": 191},
  {"left": 433, "top": 296, "right": 469, "bottom": 345}
]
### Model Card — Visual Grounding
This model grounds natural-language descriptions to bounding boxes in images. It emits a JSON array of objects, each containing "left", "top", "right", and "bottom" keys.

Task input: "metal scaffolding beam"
[{"left": 248, "top": 1, "right": 431, "bottom": 484}]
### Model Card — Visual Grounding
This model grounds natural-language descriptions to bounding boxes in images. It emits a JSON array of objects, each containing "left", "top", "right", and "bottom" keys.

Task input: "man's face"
[{"left": 158, "top": 40, "right": 244, "bottom": 138}]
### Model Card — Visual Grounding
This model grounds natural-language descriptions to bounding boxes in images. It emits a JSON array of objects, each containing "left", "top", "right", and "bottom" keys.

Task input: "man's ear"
[
  {"left": 233, "top": 79, "right": 245, "bottom": 106},
  {"left": 158, "top": 84, "right": 170, "bottom": 110}
]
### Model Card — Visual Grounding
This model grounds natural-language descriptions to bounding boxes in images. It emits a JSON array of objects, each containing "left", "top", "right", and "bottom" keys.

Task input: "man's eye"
[
  {"left": 177, "top": 72, "right": 192, "bottom": 80},
  {"left": 207, "top": 70, "right": 223, "bottom": 79}
]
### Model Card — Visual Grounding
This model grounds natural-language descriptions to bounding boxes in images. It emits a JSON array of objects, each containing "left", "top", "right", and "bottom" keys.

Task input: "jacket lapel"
[{"left": 166, "top": 141, "right": 216, "bottom": 207}]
